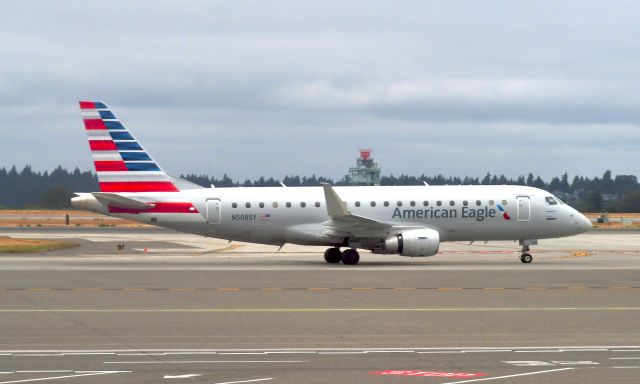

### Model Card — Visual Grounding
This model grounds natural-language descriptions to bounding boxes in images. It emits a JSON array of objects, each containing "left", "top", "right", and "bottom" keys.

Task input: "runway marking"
[
  {"left": 0, "top": 371, "right": 130, "bottom": 384},
  {"left": 164, "top": 373, "right": 201, "bottom": 378},
  {"left": 212, "top": 378, "right": 273, "bottom": 384},
  {"left": 104, "top": 360, "right": 306, "bottom": 364},
  {"left": 5, "top": 286, "right": 639, "bottom": 291},
  {"left": 440, "top": 367, "right": 573, "bottom": 384},
  {"left": 610, "top": 357, "right": 640, "bottom": 360},
  {"left": 1, "top": 307, "right": 639, "bottom": 313},
  {"left": 2, "top": 346, "right": 639, "bottom": 354}
]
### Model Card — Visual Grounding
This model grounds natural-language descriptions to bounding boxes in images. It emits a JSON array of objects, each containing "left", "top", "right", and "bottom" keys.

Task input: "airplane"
[{"left": 71, "top": 101, "right": 592, "bottom": 265}]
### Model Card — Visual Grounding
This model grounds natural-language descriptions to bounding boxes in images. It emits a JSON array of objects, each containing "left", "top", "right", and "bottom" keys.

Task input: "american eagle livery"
[{"left": 71, "top": 101, "right": 592, "bottom": 265}]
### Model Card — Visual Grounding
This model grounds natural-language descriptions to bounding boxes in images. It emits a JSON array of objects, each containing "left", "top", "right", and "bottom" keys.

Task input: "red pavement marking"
[{"left": 371, "top": 370, "right": 487, "bottom": 378}]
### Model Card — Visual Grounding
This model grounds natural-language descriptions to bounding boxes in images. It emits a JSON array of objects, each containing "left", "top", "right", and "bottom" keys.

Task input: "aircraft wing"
[
  {"left": 91, "top": 192, "right": 154, "bottom": 210},
  {"left": 320, "top": 183, "right": 419, "bottom": 239}
]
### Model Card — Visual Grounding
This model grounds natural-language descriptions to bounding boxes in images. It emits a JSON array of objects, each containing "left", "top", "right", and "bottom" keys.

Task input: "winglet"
[{"left": 320, "top": 182, "right": 350, "bottom": 218}]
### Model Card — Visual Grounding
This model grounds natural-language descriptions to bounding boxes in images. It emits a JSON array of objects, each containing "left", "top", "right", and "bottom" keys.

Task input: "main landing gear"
[
  {"left": 323, "top": 247, "right": 360, "bottom": 265},
  {"left": 520, "top": 245, "right": 533, "bottom": 264}
]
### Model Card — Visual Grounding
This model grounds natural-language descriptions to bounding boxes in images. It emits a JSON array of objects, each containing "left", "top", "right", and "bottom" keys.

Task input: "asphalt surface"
[{"left": 0, "top": 227, "right": 639, "bottom": 383}]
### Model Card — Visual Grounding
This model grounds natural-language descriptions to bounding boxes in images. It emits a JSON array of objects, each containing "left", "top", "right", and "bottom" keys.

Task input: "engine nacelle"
[
  {"left": 70, "top": 193, "right": 104, "bottom": 213},
  {"left": 384, "top": 228, "right": 440, "bottom": 257}
]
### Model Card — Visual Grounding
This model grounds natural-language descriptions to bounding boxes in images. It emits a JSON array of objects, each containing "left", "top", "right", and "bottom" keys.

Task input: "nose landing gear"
[{"left": 520, "top": 244, "right": 533, "bottom": 264}]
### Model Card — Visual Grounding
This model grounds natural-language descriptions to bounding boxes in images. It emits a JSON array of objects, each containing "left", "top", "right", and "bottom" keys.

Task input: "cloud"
[{"left": 0, "top": 0, "right": 639, "bottom": 180}]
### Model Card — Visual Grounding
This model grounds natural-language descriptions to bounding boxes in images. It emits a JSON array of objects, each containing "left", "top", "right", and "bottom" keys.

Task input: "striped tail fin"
[{"left": 79, "top": 101, "right": 179, "bottom": 193}]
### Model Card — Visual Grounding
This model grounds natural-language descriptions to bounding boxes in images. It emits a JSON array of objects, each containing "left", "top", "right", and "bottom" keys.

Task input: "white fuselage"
[{"left": 76, "top": 185, "right": 591, "bottom": 250}]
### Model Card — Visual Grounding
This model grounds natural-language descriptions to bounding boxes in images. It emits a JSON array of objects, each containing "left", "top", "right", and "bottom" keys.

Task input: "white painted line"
[
  {"left": 612, "top": 350, "right": 640, "bottom": 352},
  {"left": 558, "top": 348, "right": 607, "bottom": 352},
  {"left": 14, "top": 372, "right": 72, "bottom": 374},
  {"left": 613, "top": 366, "right": 640, "bottom": 369},
  {"left": 0, "top": 371, "right": 128, "bottom": 384},
  {"left": 363, "top": 350, "right": 415, "bottom": 354},
  {"left": 164, "top": 374, "right": 202, "bottom": 378},
  {"left": 62, "top": 353, "right": 115, "bottom": 356},
  {"left": 462, "top": 350, "right": 512, "bottom": 353},
  {"left": 441, "top": 368, "right": 573, "bottom": 384},
  {"left": 318, "top": 352, "right": 366, "bottom": 355},
  {"left": 164, "top": 352, "right": 218, "bottom": 355},
  {"left": 0, "top": 345, "right": 636, "bottom": 353},
  {"left": 218, "top": 353, "right": 266, "bottom": 355},
  {"left": 514, "top": 350, "right": 562, "bottom": 353},
  {"left": 611, "top": 357, "right": 640, "bottom": 360},
  {"left": 265, "top": 351, "right": 316, "bottom": 354},
  {"left": 417, "top": 351, "right": 465, "bottom": 354},
  {"left": 104, "top": 360, "right": 306, "bottom": 364},
  {"left": 212, "top": 378, "right": 273, "bottom": 384}
]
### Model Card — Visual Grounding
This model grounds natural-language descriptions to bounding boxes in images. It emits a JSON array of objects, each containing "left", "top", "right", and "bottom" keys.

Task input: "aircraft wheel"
[
  {"left": 341, "top": 249, "right": 360, "bottom": 265},
  {"left": 324, "top": 247, "right": 342, "bottom": 264},
  {"left": 520, "top": 253, "right": 533, "bottom": 264}
]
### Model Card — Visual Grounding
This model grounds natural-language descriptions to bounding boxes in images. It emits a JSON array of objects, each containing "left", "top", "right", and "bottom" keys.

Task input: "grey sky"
[{"left": 1, "top": 1, "right": 639, "bottom": 180}]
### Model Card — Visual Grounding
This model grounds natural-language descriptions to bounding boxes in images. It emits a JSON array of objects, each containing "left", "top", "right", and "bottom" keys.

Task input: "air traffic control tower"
[{"left": 348, "top": 149, "right": 381, "bottom": 186}]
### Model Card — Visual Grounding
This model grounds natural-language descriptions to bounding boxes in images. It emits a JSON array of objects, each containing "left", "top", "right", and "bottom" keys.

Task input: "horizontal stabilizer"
[{"left": 91, "top": 192, "right": 154, "bottom": 210}]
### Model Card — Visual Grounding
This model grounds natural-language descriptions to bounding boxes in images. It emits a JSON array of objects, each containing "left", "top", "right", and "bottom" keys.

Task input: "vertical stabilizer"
[{"left": 79, "top": 101, "right": 179, "bottom": 193}]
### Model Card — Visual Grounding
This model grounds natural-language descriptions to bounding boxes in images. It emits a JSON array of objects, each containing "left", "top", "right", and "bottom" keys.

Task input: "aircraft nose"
[{"left": 576, "top": 212, "right": 592, "bottom": 233}]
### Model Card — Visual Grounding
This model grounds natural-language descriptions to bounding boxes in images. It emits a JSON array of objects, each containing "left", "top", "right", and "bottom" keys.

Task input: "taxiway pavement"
[{"left": 0, "top": 227, "right": 638, "bottom": 383}]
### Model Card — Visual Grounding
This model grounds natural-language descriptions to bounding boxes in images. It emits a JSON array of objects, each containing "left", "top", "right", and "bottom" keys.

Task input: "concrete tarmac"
[{"left": 0, "top": 227, "right": 639, "bottom": 383}]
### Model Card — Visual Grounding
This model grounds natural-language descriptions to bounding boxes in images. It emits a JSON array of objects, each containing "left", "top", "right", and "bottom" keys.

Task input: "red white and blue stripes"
[{"left": 79, "top": 101, "right": 179, "bottom": 193}]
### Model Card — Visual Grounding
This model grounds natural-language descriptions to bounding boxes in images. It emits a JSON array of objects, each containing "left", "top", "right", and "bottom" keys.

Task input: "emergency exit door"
[
  {"left": 517, "top": 196, "right": 531, "bottom": 221},
  {"left": 206, "top": 199, "right": 221, "bottom": 224}
]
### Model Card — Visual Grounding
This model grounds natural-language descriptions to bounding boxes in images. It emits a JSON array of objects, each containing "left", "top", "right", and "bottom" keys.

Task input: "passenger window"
[
  {"left": 476, "top": 200, "right": 481, "bottom": 206},
  {"left": 449, "top": 200, "right": 455, "bottom": 206},
  {"left": 286, "top": 202, "right": 291, "bottom": 208},
  {"left": 463, "top": 200, "right": 468, "bottom": 206},
  {"left": 259, "top": 202, "right": 265, "bottom": 208},
  {"left": 315, "top": 202, "right": 321, "bottom": 208},
  {"left": 355, "top": 201, "right": 360, "bottom": 207},
  {"left": 245, "top": 202, "right": 251, "bottom": 208},
  {"left": 300, "top": 202, "right": 306, "bottom": 208},
  {"left": 384, "top": 201, "right": 389, "bottom": 207},
  {"left": 232, "top": 203, "right": 238, "bottom": 208},
  {"left": 545, "top": 196, "right": 558, "bottom": 205},
  {"left": 370, "top": 201, "right": 376, "bottom": 207},
  {"left": 436, "top": 201, "right": 442, "bottom": 206},
  {"left": 423, "top": 201, "right": 429, "bottom": 207},
  {"left": 272, "top": 202, "right": 278, "bottom": 208},
  {"left": 410, "top": 201, "right": 416, "bottom": 207},
  {"left": 501, "top": 200, "right": 508, "bottom": 206},
  {"left": 397, "top": 201, "right": 403, "bottom": 207},
  {"left": 489, "top": 200, "right": 495, "bottom": 206}
]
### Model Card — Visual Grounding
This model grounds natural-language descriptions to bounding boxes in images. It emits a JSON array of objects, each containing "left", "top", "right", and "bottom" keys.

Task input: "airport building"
[{"left": 348, "top": 149, "right": 381, "bottom": 186}]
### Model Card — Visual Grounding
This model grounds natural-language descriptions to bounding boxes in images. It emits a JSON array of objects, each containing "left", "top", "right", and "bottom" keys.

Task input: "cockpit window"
[{"left": 545, "top": 196, "right": 558, "bottom": 205}]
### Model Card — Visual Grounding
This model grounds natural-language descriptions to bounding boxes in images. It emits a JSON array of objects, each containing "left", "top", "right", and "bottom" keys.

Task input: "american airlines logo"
[{"left": 392, "top": 206, "right": 508, "bottom": 222}]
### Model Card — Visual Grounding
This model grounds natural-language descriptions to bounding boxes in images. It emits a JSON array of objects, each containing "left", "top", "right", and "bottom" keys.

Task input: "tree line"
[{"left": 0, "top": 165, "right": 639, "bottom": 212}]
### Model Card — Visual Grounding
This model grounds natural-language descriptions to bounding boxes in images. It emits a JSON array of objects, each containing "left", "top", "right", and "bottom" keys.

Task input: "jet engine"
[
  {"left": 383, "top": 228, "right": 440, "bottom": 257},
  {"left": 70, "top": 193, "right": 103, "bottom": 213}
]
